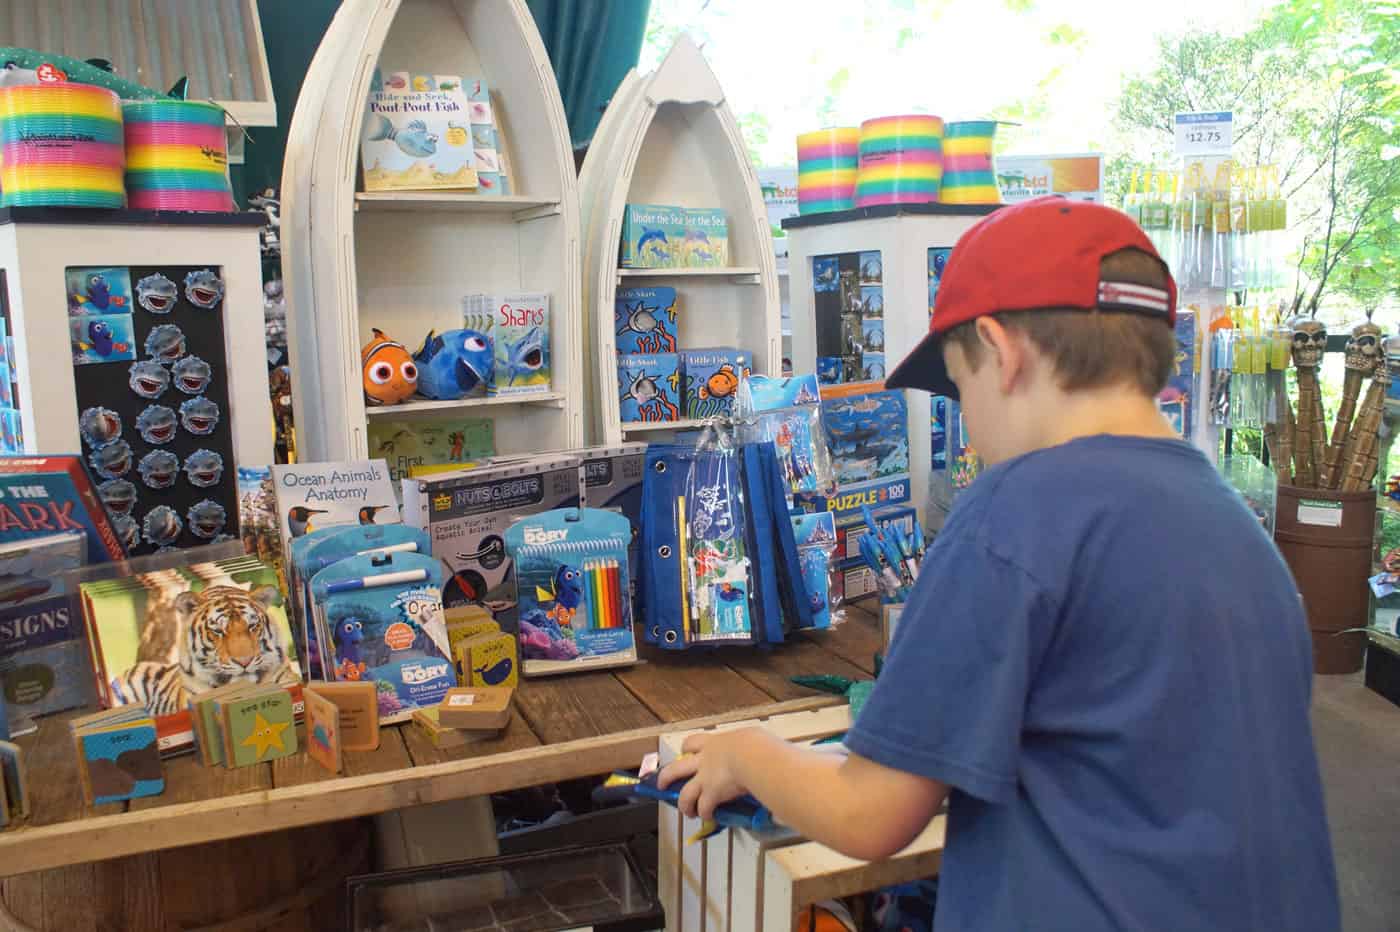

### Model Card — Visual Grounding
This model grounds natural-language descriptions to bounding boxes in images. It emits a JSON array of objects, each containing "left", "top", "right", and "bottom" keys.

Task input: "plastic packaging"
[
  {"left": 735, "top": 374, "right": 836, "bottom": 500},
  {"left": 682, "top": 426, "right": 754, "bottom": 644}
]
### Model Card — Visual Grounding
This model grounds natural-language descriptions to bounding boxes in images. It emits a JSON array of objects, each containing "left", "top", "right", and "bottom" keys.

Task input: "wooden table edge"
[{"left": 0, "top": 695, "right": 843, "bottom": 877}]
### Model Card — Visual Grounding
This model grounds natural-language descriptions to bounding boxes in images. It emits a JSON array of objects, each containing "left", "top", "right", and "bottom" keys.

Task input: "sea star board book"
[
  {"left": 223, "top": 685, "right": 298, "bottom": 767},
  {"left": 360, "top": 70, "right": 477, "bottom": 192},
  {"left": 504, "top": 507, "right": 637, "bottom": 676}
]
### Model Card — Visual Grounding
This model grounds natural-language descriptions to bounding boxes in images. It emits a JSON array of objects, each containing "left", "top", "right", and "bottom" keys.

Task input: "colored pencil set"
[
  {"left": 581, "top": 558, "right": 625, "bottom": 630},
  {"left": 857, "top": 505, "right": 926, "bottom": 603}
]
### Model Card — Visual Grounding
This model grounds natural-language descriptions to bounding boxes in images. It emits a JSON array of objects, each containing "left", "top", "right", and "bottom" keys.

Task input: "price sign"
[{"left": 1175, "top": 111, "right": 1233, "bottom": 156}]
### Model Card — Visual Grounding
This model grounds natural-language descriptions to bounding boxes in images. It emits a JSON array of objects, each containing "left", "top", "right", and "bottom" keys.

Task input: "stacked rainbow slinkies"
[
  {"left": 797, "top": 127, "right": 858, "bottom": 214},
  {"left": 855, "top": 115, "right": 943, "bottom": 207},
  {"left": 940, "top": 121, "right": 1001, "bottom": 205},
  {"left": 0, "top": 83, "right": 125, "bottom": 208},
  {"left": 122, "top": 99, "right": 233, "bottom": 211}
]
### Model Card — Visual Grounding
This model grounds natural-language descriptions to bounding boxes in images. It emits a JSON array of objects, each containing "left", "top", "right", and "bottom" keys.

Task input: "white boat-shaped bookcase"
[
  {"left": 580, "top": 35, "right": 781, "bottom": 445},
  {"left": 283, "top": 0, "right": 582, "bottom": 462}
]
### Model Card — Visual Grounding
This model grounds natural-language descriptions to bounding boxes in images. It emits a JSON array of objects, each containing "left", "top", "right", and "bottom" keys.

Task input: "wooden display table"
[{"left": 0, "top": 608, "right": 883, "bottom": 928}]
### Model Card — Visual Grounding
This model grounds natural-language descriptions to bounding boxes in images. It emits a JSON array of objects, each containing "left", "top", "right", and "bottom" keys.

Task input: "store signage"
[
  {"left": 996, "top": 154, "right": 1103, "bottom": 204},
  {"left": 1297, "top": 498, "right": 1343, "bottom": 528},
  {"left": 1174, "top": 111, "right": 1233, "bottom": 156}
]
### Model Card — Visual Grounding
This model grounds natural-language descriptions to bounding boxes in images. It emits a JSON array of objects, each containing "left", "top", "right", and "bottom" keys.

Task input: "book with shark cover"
[{"left": 0, "top": 456, "right": 126, "bottom": 562}]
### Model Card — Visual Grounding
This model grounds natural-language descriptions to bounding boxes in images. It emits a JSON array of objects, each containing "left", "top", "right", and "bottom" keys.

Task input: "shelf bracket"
[{"left": 732, "top": 272, "right": 761, "bottom": 286}]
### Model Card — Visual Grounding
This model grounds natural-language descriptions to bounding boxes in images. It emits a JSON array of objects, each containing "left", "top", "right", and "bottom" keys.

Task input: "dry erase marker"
[{"left": 325, "top": 568, "right": 429, "bottom": 594}]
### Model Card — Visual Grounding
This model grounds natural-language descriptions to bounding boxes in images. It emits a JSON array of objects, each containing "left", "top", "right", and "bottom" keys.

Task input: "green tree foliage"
[{"left": 1111, "top": 0, "right": 1399, "bottom": 319}]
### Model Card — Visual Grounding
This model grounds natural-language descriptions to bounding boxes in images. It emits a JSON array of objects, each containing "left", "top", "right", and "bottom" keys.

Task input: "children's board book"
[
  {"left": 505, "top": 508, "right": 637, "bottom": 676},
  {"left": 0, "top": 456, "right": 126, "bottom": 562},
  {"left": 680, "top": 349, "right": 752, "bottom": 420},
  {"left": 303, "top": 685, "right": 342, "bottom": 773},
  {"left": 0, "top": 532, "right": 91, "bottom": 719},
  {"left": 70, "top": 707, "right": 163, "bottom": 804},
  {"left": 367, "top": 417, "right": 495, "bottom": 493},
  {"left": 305, "top": 681, "right": 379, "bottom": 751},
  {"left": 617, "top": 354, "right": 681, "bottom": 423},
  {"left": 223, "top": 686, "right": 298, "bottom": 767},
  {"left": 361, "top": 70, "right": 477, "bottom": 192},
  {"left": 401, "top": 457, "right": 583, "bottom": 637},
  {"left": 310, "top": 551, "right": 454, "bottom": 724},
  {"left": 615, "top": 287, "right": 679, "bottom": 354},
  {"left": 81, "top": 558, "right": 301, "bottom": 755},
  {"left": 0, "top": 741, "right": 28, "bottom": 824}
]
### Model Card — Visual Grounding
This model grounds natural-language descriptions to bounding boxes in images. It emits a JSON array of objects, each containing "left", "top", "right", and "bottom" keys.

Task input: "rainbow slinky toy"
[
  {"left": 0, "top": 83, "right": 125, "bottom": 208},
  {"left": 797, "top": 127, "right": 858, "bottom": 215},
  {"left": 122, "top": 99, "right": 233, "bottom": 212},
  {"left": 856, "top": 115, "right": 944, "bottom": 207},
  {"left": 940, "top": 121, "right": 1001, "bottom": 205}
]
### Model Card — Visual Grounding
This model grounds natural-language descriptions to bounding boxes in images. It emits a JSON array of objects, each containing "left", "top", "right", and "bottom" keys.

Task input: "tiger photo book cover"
[{"left": 81, "top": 559, "right": 302, "bottom": 754}]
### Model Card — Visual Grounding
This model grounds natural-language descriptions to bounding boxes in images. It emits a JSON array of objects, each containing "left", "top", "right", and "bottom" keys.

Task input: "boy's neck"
[{"left": 1021, "top": 383, "right": 1178, "bottom": 459}]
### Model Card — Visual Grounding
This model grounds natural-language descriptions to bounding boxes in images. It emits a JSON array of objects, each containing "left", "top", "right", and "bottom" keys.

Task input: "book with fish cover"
[
  {"left": 0, "top": 456, "right": 126, "bottom": 563},
  {"left": 617, "top": 354, "right": 681, "bottom": 423},
  {"left": 680, "top": 349, "right": 752, "bottom": 420},
  {"left": 484, "top": 293, "right": 551, "bottom": 397},
  {"left": 615, "top": 286, "right": 679, "bottom": 355},
  {"left": 361, "top": 70, "right": 477, "bottom": 192},
  {"left": 0, "top": 532, "right": 91, "bottom": 719}
]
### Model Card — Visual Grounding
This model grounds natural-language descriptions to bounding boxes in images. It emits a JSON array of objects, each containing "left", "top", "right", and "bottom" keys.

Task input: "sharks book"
[
  {"left": 361, "top": 70, "right": 477, "bottom": 192},
  {"left": 0, "top": 456, "right": 126, "bottom": 562}
]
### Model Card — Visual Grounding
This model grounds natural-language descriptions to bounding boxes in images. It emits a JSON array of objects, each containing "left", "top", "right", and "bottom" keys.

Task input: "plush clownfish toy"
[{"left": 361, "top": 329, "right": 419, "bottom": 405}]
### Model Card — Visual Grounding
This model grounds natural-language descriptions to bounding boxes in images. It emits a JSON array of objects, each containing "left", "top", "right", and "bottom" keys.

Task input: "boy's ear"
[{"left": 974, "top": 317, "right": 1029, "bottom": 395}]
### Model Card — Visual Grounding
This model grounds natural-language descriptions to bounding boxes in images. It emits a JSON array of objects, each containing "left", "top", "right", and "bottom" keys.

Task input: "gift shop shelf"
[
  {"left": 283, "top": 0, "right": 584, "bottom": 461},
  {"left": 363, "top": 392, "right": 568, "bottom": 417},
  {"left": 353, "top": 192, "right": 562, "bottom": 217},
  {"left": 579, "top": 35, "right": 781, "bottom": 446},
  {"left": 620, "top": 417, "right": 708, "bottom": 435},
  {"left": 616, "top": 266, "right": 763, "bottom": 281}
]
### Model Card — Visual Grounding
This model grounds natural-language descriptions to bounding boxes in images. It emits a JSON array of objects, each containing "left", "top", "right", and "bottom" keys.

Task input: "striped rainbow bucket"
[
  {"left": 940, "top": 121, "right": 1001, "bottom": 205},
  {"left": 797, "top": 127, "right": 858, "bottom": 214},
  {"left": 122, "top": 99, "right": 233, "bottom": 212},
  {"left": 856, "top": 114, "right": 944, "bottom": 206},
  {"left": 0, "top": 83, "right": 125, "bottom": 208}
]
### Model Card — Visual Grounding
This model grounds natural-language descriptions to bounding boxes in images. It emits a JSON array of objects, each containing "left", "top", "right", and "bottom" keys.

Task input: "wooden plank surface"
[
  {"left": 0, "top": 619, "right": 872, "bottom": 877},
  {"left": 515, "top": 670, "right": 660, "bottom": 743},
  {"left": 619, "top": 651, "right": 774, "bottom": 721},
  {"left": 726, "top": 637, "right": 870, "bottom": 701},
  {"left": 803, "top": 604, "right": 884, "bottom": 675}
]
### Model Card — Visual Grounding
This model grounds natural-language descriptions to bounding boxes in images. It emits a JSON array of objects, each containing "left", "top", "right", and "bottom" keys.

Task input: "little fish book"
[{"left": 361, "top": 70, "right": 478, "bottom": 192}]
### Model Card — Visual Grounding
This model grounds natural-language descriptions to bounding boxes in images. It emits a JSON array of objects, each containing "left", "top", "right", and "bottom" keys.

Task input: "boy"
[{"left": 659, "top": 197, "right": 1339, "bottom": 930}]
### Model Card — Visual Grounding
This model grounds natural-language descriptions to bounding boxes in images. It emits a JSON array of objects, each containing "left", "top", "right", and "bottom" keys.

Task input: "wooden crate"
[{"left": 657, "top": 705, "right": 944, "bottom": 932}]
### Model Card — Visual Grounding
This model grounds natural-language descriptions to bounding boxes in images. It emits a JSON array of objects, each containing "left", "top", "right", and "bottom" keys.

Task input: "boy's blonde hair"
[{"left": 943, "top": 249, "right": 1177, "bottom": 396}]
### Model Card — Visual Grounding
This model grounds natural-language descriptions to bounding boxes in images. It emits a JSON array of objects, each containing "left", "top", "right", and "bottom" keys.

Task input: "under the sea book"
[{"left": 360, "top": 70, "right": 477, "bottom": 192}]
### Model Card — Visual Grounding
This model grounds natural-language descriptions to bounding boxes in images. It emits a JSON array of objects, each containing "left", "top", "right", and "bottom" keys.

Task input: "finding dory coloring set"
[
  {"left": 310, "top": 550, "right": 455, "bottom": 724},
  {"left": 504, "top": 508, "right": 637, "bottom": 675},
  {"left": 619, "top": 204, "right": 729, "bottom": 269},
  {"left": 67, "top": 265, "right": 238, "bottom": 555}
]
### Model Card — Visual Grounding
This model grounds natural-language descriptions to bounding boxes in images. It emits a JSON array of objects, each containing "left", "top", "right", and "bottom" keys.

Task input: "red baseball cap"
[{"left": 887, "top": 195, "right": 1177, "bottom": 398}]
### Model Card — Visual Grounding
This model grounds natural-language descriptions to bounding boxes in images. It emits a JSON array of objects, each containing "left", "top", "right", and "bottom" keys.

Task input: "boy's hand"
[{"left": 657, "top": 727, "right": 773, "bottom": 821}]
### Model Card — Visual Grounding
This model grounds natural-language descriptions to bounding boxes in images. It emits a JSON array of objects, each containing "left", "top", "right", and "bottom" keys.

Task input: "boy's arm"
[{"left": 658, "top": 727, "right": 947, "bottom": 862}]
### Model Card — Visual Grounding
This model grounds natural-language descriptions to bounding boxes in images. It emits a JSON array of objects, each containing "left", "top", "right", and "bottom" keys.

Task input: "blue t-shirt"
[{"left": 846, "top": 435, "right": 1339, "bottom": 931}]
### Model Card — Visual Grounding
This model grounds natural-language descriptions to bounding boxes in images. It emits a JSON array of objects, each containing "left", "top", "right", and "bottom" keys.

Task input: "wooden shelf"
[
  {"left": 617, "top": 266, "right": 762, "bottom": 281},
  {"left": 365, "top": 392, "right": 567, "bottom": 416},
  {"left": 620, "top": 417, "right": 709, "bottom": 434},
  {"left": 354, "top": 192, "right": 560, "bottom": 214}
]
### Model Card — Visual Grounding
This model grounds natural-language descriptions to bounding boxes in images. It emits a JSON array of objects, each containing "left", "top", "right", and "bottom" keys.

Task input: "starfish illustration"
[{"left": 241, "top": 712, "right": 291, "bottom": 759}]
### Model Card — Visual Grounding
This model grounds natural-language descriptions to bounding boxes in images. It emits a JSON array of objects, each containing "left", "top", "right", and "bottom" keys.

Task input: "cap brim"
[{"left": 886, "top": 330, "right": 957, "bottom": 398}]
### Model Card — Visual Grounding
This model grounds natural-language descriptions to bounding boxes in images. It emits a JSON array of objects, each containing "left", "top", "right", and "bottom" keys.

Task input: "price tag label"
[
  {"left": 448, "top": 693, "right": 476, "bottom": 707},
  {"left": 1297, "top": 499, "right": 1343, "bottom": 528},
  {"left": 1175, "top": 111, "right": 1233, "bottom": 156}
]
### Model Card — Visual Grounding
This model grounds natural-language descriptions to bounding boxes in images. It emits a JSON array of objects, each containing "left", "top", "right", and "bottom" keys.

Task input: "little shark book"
[{"left": 361, "top": 70, "right": 478, "bottom": 192}]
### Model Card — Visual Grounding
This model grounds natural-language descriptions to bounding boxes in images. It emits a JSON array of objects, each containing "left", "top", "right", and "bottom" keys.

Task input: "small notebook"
[{"left": 304, "top": 681, "right": 380, "bottom": 752}]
